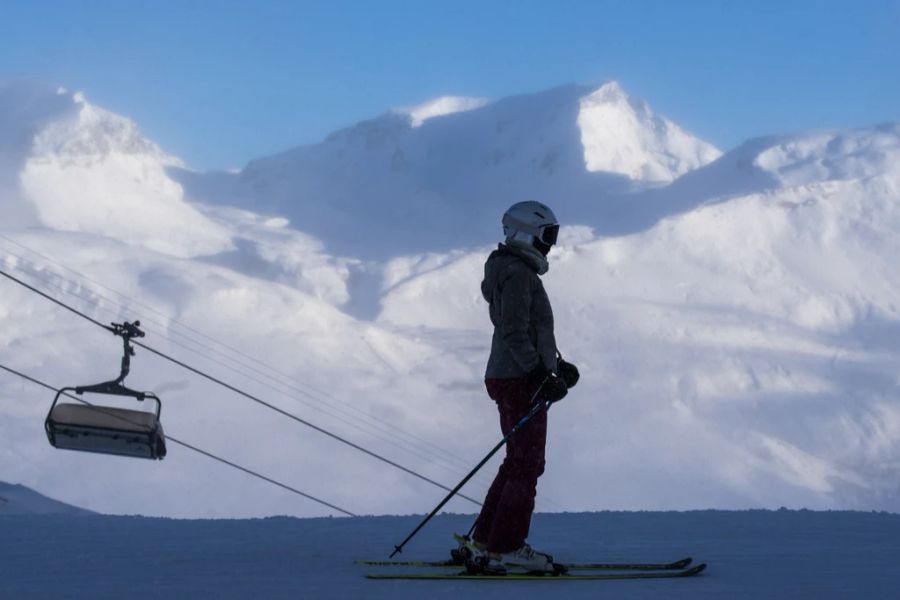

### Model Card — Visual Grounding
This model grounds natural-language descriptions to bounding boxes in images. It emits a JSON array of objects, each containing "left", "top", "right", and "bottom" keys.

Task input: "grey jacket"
[{"left": 482, "top": 244, "right": 558, "bottom": 379}]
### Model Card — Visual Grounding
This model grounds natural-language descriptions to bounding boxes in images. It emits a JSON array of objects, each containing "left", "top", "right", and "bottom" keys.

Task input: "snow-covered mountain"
[
  {"left": 0, "top": 80, "right": 898, "bottom": 519},
  {"left": 173, "top": 82, "right": 720, "bottom": 257},
  {"left": 0, "top": 81, "right": 231, "bottom": 257}
]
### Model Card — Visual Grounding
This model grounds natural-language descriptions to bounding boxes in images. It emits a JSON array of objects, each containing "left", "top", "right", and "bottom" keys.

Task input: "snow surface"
[
  {"left": 1, "top": 81, "right": 899, "bottom": 525},
  {"left": 1, "top": 502, "right": 898, "bottom": 598}
]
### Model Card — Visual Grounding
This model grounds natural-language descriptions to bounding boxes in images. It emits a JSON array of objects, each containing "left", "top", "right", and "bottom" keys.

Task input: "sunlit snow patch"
[
  {"left": 394, "top": 96, "right": 491, "bottom": 128},
  {"left": 577, "top": 81, "right": 721, "bottom": 181},
  {"left": 17, "top": 90, "right": 233, "bottom": 258}
]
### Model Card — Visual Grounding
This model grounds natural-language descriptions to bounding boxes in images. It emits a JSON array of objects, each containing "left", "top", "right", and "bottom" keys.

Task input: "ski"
[
  {"left": 356, "top": 556, "right": 693, "bottom": 571},
  {"left": 365, "top": 562, "right": 707, "bottom": 580}
]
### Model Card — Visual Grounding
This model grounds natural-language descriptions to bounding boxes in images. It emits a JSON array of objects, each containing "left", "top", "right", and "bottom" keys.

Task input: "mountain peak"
[
  {"left": 577, "top": 81, "right": 721, "bottom": 181},
  {"left": 31, "top": 90, "right": 175, "bottom": 163},
  {"left": 591, "top": 80, "right": 627, "bottom": 100},
  {"left": 0, "top": 80, "right": 233, "bottom": 257}
]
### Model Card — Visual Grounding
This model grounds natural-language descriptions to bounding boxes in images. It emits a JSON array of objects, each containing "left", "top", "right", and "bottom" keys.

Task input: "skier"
[{"left": 461, "top": 200, "right": 580, "bottom": 574}]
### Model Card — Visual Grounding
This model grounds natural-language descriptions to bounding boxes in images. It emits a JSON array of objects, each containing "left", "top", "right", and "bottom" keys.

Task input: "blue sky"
[{"left": 2, "top": 0, "right": 898, "bottom": 170}]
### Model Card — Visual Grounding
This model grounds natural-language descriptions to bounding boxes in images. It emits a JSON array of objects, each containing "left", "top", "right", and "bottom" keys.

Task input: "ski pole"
[{"left": 390, "top": 379, "right": 551, "bottom": 557}]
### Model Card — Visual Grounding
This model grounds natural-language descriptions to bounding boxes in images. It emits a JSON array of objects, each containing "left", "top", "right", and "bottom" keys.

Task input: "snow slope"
[
  {"left": 377, "top": 123, "right": 900, "bottom": 512},
  {"left": 0, "top": 81, "right": 898, "bottom": 521},
  {"left": 1, "top": 508, "right": 898, "bottom": 599},
  {"left": 0, "top": 228, "right": 478, "bottom": 518}
]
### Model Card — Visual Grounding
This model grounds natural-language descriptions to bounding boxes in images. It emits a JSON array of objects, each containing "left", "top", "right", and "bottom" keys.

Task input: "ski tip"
[
  {"left": 684, "top": 563, "right": 707, "bottom": 576},
  {"left": 671, "top": 557, "right": 693, "bottom": 569}
]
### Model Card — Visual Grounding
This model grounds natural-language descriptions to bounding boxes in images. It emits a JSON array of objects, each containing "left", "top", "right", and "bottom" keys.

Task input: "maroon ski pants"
[{"left": 472, "top": 377, "right": 547, "bottom": 554}]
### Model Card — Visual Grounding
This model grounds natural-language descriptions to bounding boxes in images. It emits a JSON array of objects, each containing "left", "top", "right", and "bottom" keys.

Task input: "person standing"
[{"left": 462, "top": 200, "right": 580, "bottom": 574}]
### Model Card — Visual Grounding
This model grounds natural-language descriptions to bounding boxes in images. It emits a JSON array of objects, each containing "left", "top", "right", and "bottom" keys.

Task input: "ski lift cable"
[
  {"left": 0, "top": 363, "right": 356, "bottom": 517},
  {"left": 0, "top": 266, "right": 483, "bottom": 507},
  {"left": 131, "top": 337, "right": 483, "bottom": 506},
  {"left": 0, "top": 254, "right": 496, "bottom": 497},
  {"left": 0, "top": 258, "right": 481, "bottom": 485},
  {"left": 0, "top": 243, "right": 505, "bottom": 500},
  {"left": 0, "top": 237, "right": 491, "bottom": 478},
  {"left": 0, "top": 247, "right": 563, "bottom": 513},
  {"left": 0, "top": 247, "right": 564, "bottom": 513}
]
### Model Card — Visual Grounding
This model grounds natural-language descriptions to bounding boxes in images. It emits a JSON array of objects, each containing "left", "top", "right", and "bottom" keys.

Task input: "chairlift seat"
[
  {"left": 46, "top": 401, "right": 166, "bottom": 460},
  {"left": 45, "top": 320, "right": 166, "bottom": 460}
]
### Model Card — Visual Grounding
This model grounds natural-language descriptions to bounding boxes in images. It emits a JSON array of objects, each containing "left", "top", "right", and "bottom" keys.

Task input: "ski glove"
[
  {"left": 528, "top": 364, "right": 568, "bottom": 403},
  {"left": 539, "top": 374, "right": 569, "bottom": 404},
  {"left": 557, "top": 358, "right": 580, "bottom": 389},
  {"left": 528, "top": 364, "right": 567, "bottom": 403}
]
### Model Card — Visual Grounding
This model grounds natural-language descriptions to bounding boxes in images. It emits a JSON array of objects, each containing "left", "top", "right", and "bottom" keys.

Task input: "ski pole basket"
[{"left": 45, "top": 321, "right": 167, "bottom": 460}]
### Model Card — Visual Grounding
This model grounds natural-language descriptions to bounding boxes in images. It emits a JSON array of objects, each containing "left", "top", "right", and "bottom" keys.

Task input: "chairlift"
[{"left": 45, "top": 321, "right": 166, "bottom": 460}]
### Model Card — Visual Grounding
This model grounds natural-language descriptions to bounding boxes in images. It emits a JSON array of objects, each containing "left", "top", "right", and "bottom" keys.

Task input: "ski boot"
[{"left": 474, "top": 543, "right": 564, "bottom": 576}]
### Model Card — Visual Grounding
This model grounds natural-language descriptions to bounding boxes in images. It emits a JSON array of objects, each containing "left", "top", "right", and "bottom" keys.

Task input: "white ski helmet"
[{"left": 502, "top": 200, "right": 560, "bottom": 252}]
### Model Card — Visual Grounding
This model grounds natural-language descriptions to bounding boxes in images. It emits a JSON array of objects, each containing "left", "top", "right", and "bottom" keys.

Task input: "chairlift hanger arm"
[
  {"left": 74, "top": 382, "right": 149, "bottom": 401},
  {"left": 70, "top": 320, "right": 151, "bottom": 400},
  {"left": 109, "top": 320, "right": 144, "bottom": 382}
]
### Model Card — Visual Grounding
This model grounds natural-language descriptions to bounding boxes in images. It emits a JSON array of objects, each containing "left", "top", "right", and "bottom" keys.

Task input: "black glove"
[
  {"left": 557, "top": 357, "right": 580, "bottom": 389},
  {"left": 528, "top": 364, "right": 568, "bottom": 403},
  {"left": 539, "top": 373, "right": 568, "bottom": 404}
]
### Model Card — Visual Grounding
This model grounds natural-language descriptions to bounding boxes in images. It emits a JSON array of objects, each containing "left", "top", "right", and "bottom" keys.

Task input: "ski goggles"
[{"left": 539, "top": 223, "right": 560, "bottom": 246}]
